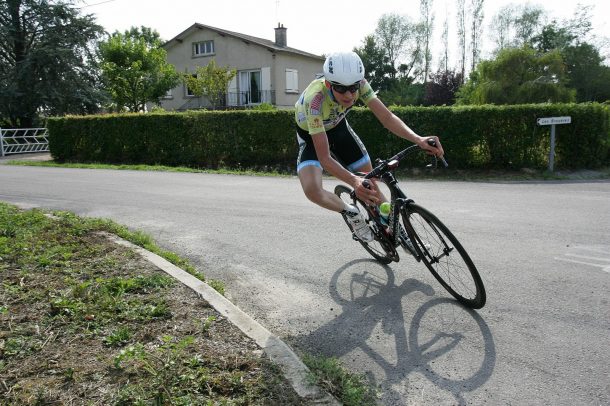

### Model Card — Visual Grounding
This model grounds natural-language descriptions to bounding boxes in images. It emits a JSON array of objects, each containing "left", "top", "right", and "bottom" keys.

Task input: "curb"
[{"left": 103, "top": 233, "right": 339, "bottom": 405}]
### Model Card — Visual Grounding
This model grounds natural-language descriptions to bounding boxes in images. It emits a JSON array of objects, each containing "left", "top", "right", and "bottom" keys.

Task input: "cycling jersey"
[{"left": 294, "top": 78, "right": 377, "bottom": 134}]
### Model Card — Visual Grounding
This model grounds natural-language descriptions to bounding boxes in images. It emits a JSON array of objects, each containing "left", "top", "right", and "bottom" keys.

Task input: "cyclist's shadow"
[{"left": 293, "top": 258, "right": 496, "bottom": 405}]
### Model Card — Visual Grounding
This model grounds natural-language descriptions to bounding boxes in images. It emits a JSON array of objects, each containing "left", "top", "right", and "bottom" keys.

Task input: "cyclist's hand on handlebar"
[
  {"left": 419, "top": 136, "right": 445, "bottom": 158},
  {"left": 353, "top": 177, "right": 380, "bottom": 206}
]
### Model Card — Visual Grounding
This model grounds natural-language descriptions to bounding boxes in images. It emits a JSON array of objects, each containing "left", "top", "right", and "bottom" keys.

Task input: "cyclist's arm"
[
  {"left": 311, "top": 131, "right": 379, "bottom": 204},
  {"left": 366, "top": 98, "right": 444, "bottom": 156}
]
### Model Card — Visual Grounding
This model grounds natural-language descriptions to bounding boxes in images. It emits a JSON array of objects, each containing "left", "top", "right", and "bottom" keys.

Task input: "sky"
[{"left": 84, "top": 0, "right": 610, "bottom": 68}]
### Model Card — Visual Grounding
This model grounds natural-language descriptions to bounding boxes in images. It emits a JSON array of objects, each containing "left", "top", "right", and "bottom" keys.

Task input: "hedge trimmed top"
[{"left": 48, "top": 104, "right": 609, "bottom": 171}]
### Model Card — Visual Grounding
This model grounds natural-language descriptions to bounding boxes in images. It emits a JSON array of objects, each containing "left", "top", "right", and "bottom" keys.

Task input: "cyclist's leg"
[
  {"left": 298, "top": 165, "right": 344, "bottom": 212},
  {"left": 296, "top": 129, "right": 345, "bottom": 212},
  {"left": 336, "top": 120, "right": 387, "bottom": 203},
  {"left": 297, "top": 126, "right": 374, "bottom": 241}
]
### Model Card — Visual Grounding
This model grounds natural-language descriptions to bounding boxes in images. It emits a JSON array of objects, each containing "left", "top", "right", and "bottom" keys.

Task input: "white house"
[{"left": 159, "top": 23, "right": 324, "bottom": 110}]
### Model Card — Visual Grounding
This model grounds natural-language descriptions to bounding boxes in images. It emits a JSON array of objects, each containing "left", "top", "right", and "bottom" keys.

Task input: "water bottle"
[{"left": 379, "top": 202, "right": 391, "bottom": 225}]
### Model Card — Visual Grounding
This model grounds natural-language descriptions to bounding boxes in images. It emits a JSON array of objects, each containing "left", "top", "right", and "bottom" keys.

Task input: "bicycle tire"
[
  {"left": 401, "top": 203, "right": 486, "bottom": 309},
  {"left": 334, "top": 184, "right": 398, "bottom": 264}
]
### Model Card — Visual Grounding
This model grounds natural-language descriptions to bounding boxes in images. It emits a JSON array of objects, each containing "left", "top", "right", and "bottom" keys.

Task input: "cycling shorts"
[{"left": 296, "top": 119, "right": 370, "bottom": 173}]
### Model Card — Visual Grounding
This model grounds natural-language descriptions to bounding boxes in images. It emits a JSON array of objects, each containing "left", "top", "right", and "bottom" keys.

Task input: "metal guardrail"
[{"left": 0, "top": 128, "right": 49, "bottom": 157}]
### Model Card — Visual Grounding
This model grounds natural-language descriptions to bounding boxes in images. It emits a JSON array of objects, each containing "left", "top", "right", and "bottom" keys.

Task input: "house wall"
[{"left": 159, "top": 26, "right": 323, "bottom": 111}]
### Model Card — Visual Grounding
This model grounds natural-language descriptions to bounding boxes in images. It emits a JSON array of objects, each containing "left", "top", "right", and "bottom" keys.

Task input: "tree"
[
  {"left": 456, "top": 47, "right": 575, "bottom": 105},
  {"left": 98, "top": 26, "right": 180, "bottom": 112},
  {"left": 182, "top": 60, "right": 236, "bottom": 109},
  {"left": 470, "top": 0, "right": 485, "bottom": 72},
  {"left": 531, "top": 7, "right": 609, "bottom": 102},
  {"left": 490, "top": 4, "right": 515, "bottom": 53},
  {"left": 532, "top": 6, "right": 593, "bottom": 53},
  {"left": 440, "top": 11, "right": 450, "bottom": 72},
  {"left": 382, "top": 79, "right": 425, "bottom": 106},
  {"left": 419, "top": 0, "right": 435, "bottom": 83},
  {"left": 424, "top": 70, "right": 464, "bottom": 105},
  {"left": 563, "top": 43, "right": 610, "bottom": 102},
  {"left": 374, "top": 13, "right": 421, "bottom": 79},
  {"left": 354, "top": 35, "right": 394, "bottom": 92},
  {"left": 0, "top": 0, "right": 105, "bottom": 127},
  {"left": 513, "top": 4, "right": 545, "bottom": 47},
  {"left": 456, "top": 0, "right": 467, "bottom": 81}
]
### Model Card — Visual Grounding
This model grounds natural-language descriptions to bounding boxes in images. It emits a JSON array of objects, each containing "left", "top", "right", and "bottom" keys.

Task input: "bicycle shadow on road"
[{"left": 292, "top": 258, "right": 496, "bottom": 405}]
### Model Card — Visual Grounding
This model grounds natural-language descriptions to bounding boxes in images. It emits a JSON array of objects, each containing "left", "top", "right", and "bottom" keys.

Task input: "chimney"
[{"left": 274, "top": 23, "right": 287, "bottom": 47}]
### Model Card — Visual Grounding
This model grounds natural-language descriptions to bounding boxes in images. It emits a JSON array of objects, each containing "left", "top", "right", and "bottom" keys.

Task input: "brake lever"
[{"left": 426, "top": 138, "right": 448, "bottom": 168}]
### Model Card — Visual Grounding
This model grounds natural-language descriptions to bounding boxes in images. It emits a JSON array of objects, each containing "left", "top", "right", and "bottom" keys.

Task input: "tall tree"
[
  {"left": 531, "top": 7, "right": 609, "bottom": 102},
  {"left": 375, "top": 13, "right": 416, "bottom": 79},
  {"left": 456, "top": 0, "right": 467, "bottom": 81},
  {"left": 470, "top": 0, "right": 485, "bottom": 72},
  {"left": 513, "top": 4, "right": 545, "bottom": 47},
  {"left": 419, "top": 0, "right": 435, "bottom": 82},
  {"left": 354, "top": 35, "right": 394, "bottom": 92},
  {"left": 0, "top": 0, "right": 105, "bottom": 127},
  {"left": 490, "top": 5, "right": 515, "bottom": 53},
  {"left": 440, "top": 11, "right": 450, "bottom": 72},
  {"left": 98, "top": 26, "right": 180, "bottom": 112}
]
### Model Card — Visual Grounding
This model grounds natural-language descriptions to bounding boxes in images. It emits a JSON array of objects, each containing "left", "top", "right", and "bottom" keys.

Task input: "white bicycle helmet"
[{"left": 323, "top": 52, "right": 365, "bottom": 85}]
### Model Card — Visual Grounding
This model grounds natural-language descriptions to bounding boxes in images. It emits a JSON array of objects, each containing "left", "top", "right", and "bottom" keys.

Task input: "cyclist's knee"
[{"left": 302, "top": 184, "right": 325, "bottom": 204}]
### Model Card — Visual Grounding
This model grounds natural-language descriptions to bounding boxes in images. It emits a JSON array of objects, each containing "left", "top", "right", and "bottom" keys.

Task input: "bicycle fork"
[{"left": 389, "top": 198, "right": 422, "bottom": 261}]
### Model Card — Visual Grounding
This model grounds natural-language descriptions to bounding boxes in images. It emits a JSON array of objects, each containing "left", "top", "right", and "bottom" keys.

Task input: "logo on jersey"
[
  {"left": 297, "top": 112, "right": 306, "bottom": 123},
  {"left": 310, "top": 92, "right": 323, "bottom": 115}
]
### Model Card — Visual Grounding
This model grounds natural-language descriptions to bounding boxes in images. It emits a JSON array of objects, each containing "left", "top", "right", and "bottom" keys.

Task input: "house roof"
[{"left": 163, "top": 23, "right": 325, "bottom": 60}]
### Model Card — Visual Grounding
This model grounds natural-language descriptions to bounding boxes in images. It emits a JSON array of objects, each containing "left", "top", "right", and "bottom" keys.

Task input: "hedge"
[{"left": 48, "top": 103, "right": 609, "bottom": 171}]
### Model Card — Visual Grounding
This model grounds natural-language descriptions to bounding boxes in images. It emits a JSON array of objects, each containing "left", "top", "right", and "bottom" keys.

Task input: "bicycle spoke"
[{"left": 404, "top": 204, "right": 485, "bottom": 308}]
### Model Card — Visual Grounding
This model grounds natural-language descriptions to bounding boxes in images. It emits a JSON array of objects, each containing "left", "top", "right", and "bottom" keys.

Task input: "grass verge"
[
  {"left": 6, "top": 159, "right": 610, "bottom": 182},
  {"left": 5, "top": 160, "right": 294, "bottom": 178},
  {"left": 0, "top": 202, "right": 303, "bottom": 404},
  {"left": 303, "top": 354, "right": 379, "bottom": 406}
]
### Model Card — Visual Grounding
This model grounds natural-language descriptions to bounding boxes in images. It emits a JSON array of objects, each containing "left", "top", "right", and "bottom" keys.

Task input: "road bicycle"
[{"left": 335, "top": 141, "right": 486, "bottom": 309}]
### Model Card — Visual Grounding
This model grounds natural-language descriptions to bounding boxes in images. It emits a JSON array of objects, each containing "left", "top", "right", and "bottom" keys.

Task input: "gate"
[{"left": 0, "top": 128, "right": 49, "bottom": 157}]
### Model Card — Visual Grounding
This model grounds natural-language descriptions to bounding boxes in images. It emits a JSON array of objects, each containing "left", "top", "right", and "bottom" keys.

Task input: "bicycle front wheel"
[
  {"left": 334, "top": 184, "right": 398, "bottom": 264},
  {"left": 401, "top": 204, "right": 486, "bottom": 309}
]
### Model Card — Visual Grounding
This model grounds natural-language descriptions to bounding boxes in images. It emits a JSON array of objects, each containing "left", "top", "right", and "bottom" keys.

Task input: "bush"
[{"left": 48, "top": 104, "right": 609, "bottom": 171}]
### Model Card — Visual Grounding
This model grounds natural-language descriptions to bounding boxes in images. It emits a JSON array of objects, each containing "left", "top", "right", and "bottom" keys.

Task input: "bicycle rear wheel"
[
  {"left": 401, "top": 203, "right": 486, "bottom": 309},
  {"left": 334, "top": 184, "right": 398, "bottom": 264}
]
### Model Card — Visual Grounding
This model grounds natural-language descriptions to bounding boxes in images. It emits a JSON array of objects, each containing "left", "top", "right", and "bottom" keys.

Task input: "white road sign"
[{"left": 537, "top": 116, "right": 572, "bottom": 125}]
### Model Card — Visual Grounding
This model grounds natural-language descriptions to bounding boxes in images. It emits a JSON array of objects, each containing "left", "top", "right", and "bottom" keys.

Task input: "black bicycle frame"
[{"left": 357, "top": 144, "right": 422, "bottom": 246}]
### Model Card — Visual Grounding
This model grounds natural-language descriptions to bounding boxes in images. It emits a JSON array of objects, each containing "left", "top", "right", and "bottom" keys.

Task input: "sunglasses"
[{"left": 331, "top": 82, "right": 360, "bottom": 94}]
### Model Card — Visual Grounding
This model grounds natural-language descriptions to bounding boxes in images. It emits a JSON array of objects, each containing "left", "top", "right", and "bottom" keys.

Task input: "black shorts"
[{"left": 296, "top": 119, "right": 370, "bottom": 173}]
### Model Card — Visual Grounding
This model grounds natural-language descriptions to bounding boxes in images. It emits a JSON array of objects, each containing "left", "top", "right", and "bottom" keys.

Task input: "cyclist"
[{"left": 295, "top": 51, "right": 444, "bottom": 241}]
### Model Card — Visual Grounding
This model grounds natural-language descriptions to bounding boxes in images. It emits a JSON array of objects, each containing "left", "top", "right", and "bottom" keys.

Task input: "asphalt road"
[{"left": 1, "top": 163, "right": 609, "bottom": 405}]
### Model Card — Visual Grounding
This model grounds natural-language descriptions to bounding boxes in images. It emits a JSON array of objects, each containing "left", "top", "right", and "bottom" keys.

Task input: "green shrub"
[{"left": 48, "top": 104, "right": 609, "bottom": 171}]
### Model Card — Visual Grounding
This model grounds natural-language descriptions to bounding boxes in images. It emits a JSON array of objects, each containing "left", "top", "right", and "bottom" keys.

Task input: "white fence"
[{"left": 0, "top": 128, "right": 49, "bottom": 157}]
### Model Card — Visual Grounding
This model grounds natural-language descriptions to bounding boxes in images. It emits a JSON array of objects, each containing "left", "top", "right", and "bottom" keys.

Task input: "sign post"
[{"left": 536, "top": 116, "right": 571, "bottom": 172}]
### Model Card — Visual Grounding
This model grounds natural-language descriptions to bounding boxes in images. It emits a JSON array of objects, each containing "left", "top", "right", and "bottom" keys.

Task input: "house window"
[
  {"left": 163, "top": 88, "right": 173, "bottom": 99},
  {"left": 193, "top": 40, "right": 214, "bottom": 56},
  {"left": 286, "top": 69, "right": 298, "bottom": 93},
  {"left": 239, "top": 70, "right": 261, "bottom": 104}
]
